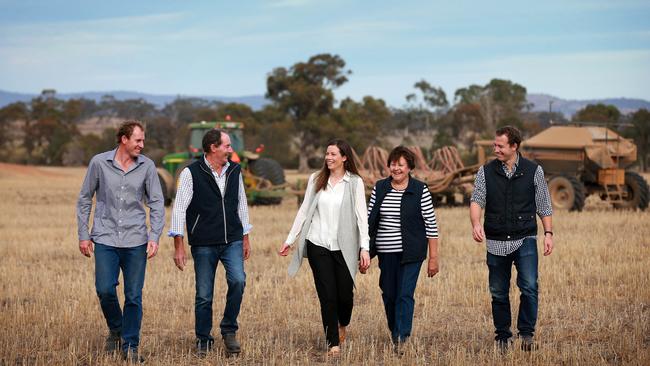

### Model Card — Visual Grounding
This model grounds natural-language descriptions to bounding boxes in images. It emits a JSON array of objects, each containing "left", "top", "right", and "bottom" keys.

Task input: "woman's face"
[
  {"left": 325, "top": 144, "right": 347, "bottom": 172},
  {"left": 389, "top": 156, "right": 411, "bottom": 184}
]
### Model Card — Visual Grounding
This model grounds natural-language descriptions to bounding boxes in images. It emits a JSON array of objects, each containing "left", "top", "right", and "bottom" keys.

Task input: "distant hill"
[
  {"left": 526, "top": 93, "right": 650, "bottom": 117},
  {"left": 2, "top": 90, "right": 649, "bottom": 117},
  {"left": 0, "top": 90, "right": 269, "bottom": 110}
]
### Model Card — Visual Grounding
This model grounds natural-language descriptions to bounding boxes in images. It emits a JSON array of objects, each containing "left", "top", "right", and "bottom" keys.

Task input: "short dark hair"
[
  {"left": 116, "top": 120, "right": 144, "bottom": 144},
  {"left": 495, "top": 125, "right": 522, "bottom": 150},
  {"left": 387, "top": 146, "right": 415, "bottom": 170},
  {"left": 202, "top": 128, "right": 226, "bottom": 152}
]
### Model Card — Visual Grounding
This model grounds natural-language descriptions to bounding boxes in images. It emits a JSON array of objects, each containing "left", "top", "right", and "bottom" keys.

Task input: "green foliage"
[
  {"left": 266, "top": 53, "right": 351, "bottom": 171},
  {"left": 573, "top": 103, "right": 621, "bottom": 123},
  {"left": 625, "top": 108, "right": 650, "bottom": 171}
]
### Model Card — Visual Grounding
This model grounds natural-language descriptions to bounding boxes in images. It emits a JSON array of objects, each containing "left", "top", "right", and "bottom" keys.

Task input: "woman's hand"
[
  {"left": 427, "top": 256, "right": 439, "bottom": 277},
  {"left": 278, "top": 243, "right": 291, "bottom": 256},
  {"left": 359, "top": 249, "right": 370, "bottom": 274}
]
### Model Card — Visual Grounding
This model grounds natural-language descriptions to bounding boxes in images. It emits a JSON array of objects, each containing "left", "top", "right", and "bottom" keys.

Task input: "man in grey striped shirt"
[
  {"left": 469, "top": 126, "right": 554, "bottom": 352},
  {"left": 77, "top": 120, "right": 165, "bottom": 363}
]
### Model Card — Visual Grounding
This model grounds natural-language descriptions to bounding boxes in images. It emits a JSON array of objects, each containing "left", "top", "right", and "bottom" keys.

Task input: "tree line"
[{"left": 0, "top": 53, "right": 648, "bottom": 171}]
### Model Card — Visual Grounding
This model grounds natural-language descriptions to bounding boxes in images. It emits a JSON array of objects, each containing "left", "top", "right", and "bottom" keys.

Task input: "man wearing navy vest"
[
  {"left": 469, "top": 126, "right": 554, "bottom": 352},
  {"left": 169, "top": 129, "right": 252, "bottom": 357}
]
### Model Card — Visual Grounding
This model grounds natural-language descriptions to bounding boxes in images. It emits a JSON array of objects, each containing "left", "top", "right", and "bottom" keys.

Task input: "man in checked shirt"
[
  {"left": 169, "top": 128, "right": 252, "bottom": 357},
  {"left": 469, "top": 125, "right": 554, "bottom": 352}
]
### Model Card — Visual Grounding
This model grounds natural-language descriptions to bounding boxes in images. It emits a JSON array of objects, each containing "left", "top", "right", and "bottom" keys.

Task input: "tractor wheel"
[
  {"left": 250, "top": 158, "right": 285, "bottom": 185},
  {"left": 613, "top": 172, "right": 649, "bottom": 210},
  {"left": 158, "top": 173, "right": 172, "bottom": 206},
  {"left": 548, "top": 175, "right": 585, "bottom": 211},
  {"left": 249, "top": 158, "right": 285, "bottom": 205}
]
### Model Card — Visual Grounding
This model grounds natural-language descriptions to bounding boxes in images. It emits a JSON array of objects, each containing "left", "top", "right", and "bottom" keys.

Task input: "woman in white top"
[{"left": 279, "top": 139, "right": 371, "bottom": 357}]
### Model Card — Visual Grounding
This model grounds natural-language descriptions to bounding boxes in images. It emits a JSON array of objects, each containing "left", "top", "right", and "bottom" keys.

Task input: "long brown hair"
[{"left": 314, "top": 139, "right": 359, "bottom": 192}]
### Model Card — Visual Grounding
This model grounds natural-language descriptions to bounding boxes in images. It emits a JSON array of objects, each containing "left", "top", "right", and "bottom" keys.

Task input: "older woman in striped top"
[{"left": 367, "top": 146, "right": 440, "bottom": 350}]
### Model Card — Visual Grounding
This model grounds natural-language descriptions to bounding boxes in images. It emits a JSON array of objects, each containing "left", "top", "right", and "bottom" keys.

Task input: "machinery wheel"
[
  {"left": 249, "top": 158, "right": 285, "bottom": 205},
  {"left": 548, "top": 175, "right": 585, "bottom": 211},
  {"left": 158, "top": 173, "right": 172, "bottom": 206},
  {"left": 613, "top": 172, "right": 649, "bottom": 210},
  {"left": 250, "top": 158, "right": 285, "bottom": 185}
]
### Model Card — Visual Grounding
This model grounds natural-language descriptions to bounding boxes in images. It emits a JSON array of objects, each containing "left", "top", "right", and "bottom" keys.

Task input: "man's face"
[
  {"left": 122, "top": 127, "right": 145, "bottom": 158},
  {"left": 212, "top": 132, "right": 233, "bottom": 166},
  {"left": 493, "top": 134, "right": 517, "bottom": 162}
]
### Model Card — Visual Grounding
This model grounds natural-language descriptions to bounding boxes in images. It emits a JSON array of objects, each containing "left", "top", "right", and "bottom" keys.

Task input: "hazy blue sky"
[{"left": 1, "top": 0, "right": 649, "bottom": 107}]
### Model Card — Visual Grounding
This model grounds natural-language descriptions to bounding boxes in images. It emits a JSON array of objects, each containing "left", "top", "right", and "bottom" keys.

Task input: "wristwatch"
[{"left": 544, "top": 231, "right": 553, "bottom": 236}]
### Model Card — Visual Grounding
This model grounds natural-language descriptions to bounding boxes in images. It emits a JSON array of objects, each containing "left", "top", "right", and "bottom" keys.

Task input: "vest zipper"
[{"left": 190, "top": 214, "right": 200, "bottom": 234}]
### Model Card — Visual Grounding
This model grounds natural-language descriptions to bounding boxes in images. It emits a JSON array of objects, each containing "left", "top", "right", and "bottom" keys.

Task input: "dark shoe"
[
  {"left": 121, "top": 348, "right": 144, "bottom": 363},
  {"left": 392, "top": 337, "right": 408, "bottom": 356},
  {"left": 222, "top": 333, "right": 241, "bottom": 355},
  {"left": 520, "top": 335, "right": 538, "bottom": 351},
  {"left": 104, "top": 330, "right": 121, "bottom": 353},
  {"left": 196, "top": 339, "right": 214, "bottom": 358},
  {"left": 496, "top": 337, "right": 513, "bottom": 353}
]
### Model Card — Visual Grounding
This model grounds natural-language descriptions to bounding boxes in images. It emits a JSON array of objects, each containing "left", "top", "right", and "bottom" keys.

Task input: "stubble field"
[{"left": 0, "top": 164, "right": 649, "bottom": 365}]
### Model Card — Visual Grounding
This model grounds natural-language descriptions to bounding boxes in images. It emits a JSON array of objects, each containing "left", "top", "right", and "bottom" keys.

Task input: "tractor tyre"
[
  {"left": 249, "top": 158, "right": 285, "bottom": 205},
  {"left": 158, "top": 173, "right": 172, "bottom": 206},
  {"left": 613, "top": 172, "right": 649, "bottom": 210},
  {"left": 548, "top": 175, "right": 585, "bottom": 211}
]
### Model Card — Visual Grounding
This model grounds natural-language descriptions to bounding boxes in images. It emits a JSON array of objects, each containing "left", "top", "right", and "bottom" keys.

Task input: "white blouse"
[{"left": 285, "top": 171, "right": 370, "bottom": 251}]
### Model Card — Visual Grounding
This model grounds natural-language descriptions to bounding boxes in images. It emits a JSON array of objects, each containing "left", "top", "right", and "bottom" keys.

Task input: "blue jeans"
[
  {"left": 94, "top": 243, "right": 147, "bottom": 352},
  {"left": 487, "top": 237, "right": 539, "bottom": 341},
  {"left": 378, "top": 253, "right": 423, "bottom": 343},
  {"left": 191, "top": 241, "right": 246, "bottom": 342}
]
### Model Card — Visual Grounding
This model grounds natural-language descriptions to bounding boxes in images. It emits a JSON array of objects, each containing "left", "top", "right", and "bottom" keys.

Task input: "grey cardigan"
[{"left": 288, "top": 173, "right": 364, "bottom": 283}]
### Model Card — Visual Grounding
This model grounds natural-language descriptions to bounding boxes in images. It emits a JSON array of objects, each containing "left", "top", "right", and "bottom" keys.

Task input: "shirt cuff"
[
  {"left": 360, "top": 238, "right": 370, "bottom": 251},
  {"left": 243, "top": 224, "right": 253, "bottom": 235},
  {"left": 168, "top": 230, "right": 184, "bottom": 238},
  {"left": 78, "top": 232, "right": 91, "bottom": 241},
  {"left": 148, "top": 232, "right": 162, "bottom": 243}
]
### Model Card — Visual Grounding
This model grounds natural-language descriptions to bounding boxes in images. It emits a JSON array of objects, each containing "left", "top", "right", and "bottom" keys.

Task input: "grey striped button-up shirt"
[{"left": 77, "top": 148, "right": 165, "bottom": 248}]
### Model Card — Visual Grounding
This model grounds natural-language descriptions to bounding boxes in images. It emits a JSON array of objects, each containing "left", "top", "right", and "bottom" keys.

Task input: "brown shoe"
[{"left": 338, "top": 325, "right": 346, "bottom": 345}]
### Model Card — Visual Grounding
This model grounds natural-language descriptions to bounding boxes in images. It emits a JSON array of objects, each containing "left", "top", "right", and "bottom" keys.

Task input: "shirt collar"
[
  {"left": 501, "top": 152, "right": 520, "bottom": 169},
  {"left": 204, "top": 155, "right": 230, "bottom": 174},
  {"left": 106, "top": 148, "right": 144, "bottom": 165}
]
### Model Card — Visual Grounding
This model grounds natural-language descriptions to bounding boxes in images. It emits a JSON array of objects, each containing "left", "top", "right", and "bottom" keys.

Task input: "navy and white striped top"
[{"left": 368, "top": 185, "right": 439, "bottom": 253}]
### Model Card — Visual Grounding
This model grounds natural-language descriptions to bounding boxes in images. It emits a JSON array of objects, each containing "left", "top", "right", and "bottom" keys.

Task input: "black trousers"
[{"left": 306, "top": 240, "right": 354, "bottom": 347}]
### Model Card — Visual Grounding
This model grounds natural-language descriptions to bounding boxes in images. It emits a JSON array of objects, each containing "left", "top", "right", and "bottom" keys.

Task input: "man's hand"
[
  {"left": 79, "top": 240, "right": 93, "bottom": 257},
  {"left": 543, "top": 234, "right": 554, "bottom": 256},
  {"left": 278, "top": 243, "right": 291, "bottom": 256},
  {"left": 146, "top": 241, "right": 158, "bottom": 259},
  {"left": 174, "top": 244, "right": 187, "bottom": 271},
  {"left": 472, "top": 224, "right": 485, "bottom": 243},
  {"left": 243, "top": 235, "right": 251, "bottom": 260},
  {"left": 427, "top": 256, "right": 439, "bottom": 277},
  {"left": 173, "top": 236, "right": 186, "bottom": 270},
  {"left": 359, "top": 249, "right": 370, "bottom": 274}
]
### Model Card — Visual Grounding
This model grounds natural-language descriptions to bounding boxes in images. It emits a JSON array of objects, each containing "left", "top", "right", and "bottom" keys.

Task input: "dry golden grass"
[{"left": 1, "top": 165, "right": 649, "bottom": 365}]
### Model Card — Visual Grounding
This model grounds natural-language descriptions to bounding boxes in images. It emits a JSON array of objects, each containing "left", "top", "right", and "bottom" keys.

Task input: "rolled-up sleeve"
[
  {"left": 535, "top": 166, "right": 553, "bottom": 217},
  {"left": 238, "top": 174, "right": 252, "bottom": 235},
  {"left": 145, "top": 162, "right": 165, "bottom": 243},
  {"left": 470, "top": 166, "right": 486, "bottom": 208},
  {"left": 77, "top": 158, "right": 99, "bottom": 241},
  {"left": 169, "top": 168, "right": 193, "bottom": 237}
]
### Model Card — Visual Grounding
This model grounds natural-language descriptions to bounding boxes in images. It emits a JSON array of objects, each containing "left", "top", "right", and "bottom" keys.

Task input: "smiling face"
[
  {"left": 493, "top": 134, "right": 518, "bottom": 163},
  {"left": 211, "top": 132, "right": 233, "bottom": 167},
  {"left": 121, "top": 126, "right": 145, "bottom": 158},
  {"left": 325, "top": 144, "right": 347, "bottom": 172},
  {"left": 389, "top": 156, "right": 411, "bottom": 185}
]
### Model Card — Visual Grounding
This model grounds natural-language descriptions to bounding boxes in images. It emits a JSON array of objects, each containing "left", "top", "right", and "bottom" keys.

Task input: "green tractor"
[{"left": 156, "top": 120, "right": 286, "bottom": 206}]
